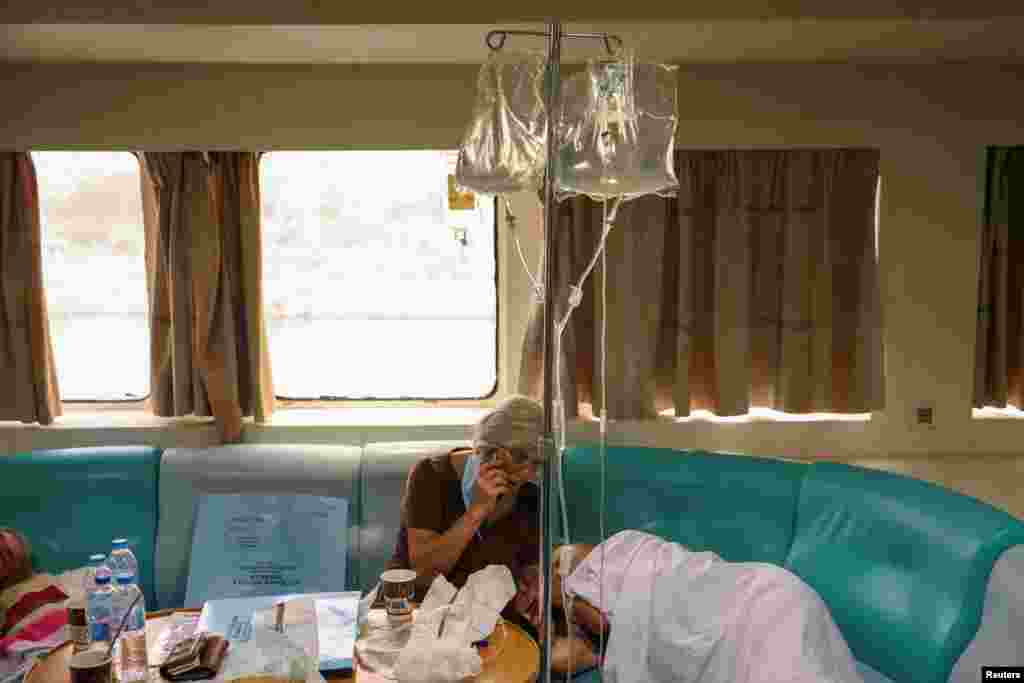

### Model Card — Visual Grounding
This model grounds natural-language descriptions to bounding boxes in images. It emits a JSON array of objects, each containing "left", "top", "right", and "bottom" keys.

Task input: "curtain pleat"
[
  {"left": 519, "top": 148, "right": 883, "bottom": 419},
  {"left": 975, "top": 147, "right": 1024, "bottom": 409},
  {"left": 141, "top": 152, "right": 273, "bottom": 442},
  {"left": 211, "top": 153, "right": 274, "bottom": 423},
  {"left": 0, "top": 152, "right": 61, "bottom": 424}
]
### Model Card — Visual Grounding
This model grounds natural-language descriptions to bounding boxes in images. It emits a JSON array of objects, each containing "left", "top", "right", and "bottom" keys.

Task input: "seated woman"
[
  {"left": 515, "top": 530, "right": 864, "bottom": 683},
  {"left": 386, "top": 395, "right": 544, "bottom": 630}
]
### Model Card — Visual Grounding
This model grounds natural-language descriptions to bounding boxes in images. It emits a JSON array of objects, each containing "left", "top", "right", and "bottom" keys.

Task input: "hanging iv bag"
[
  {"left": 556, "top": 52, "right": 679, "bottom": 202},
  {"left": 456, "top": 50, "right": 548, "bottom": 196}
]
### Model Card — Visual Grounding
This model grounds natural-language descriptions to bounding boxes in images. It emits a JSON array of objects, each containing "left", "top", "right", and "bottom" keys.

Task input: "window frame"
[
  {"left": 33, "top": 149, "right": 151, "bottom": 405},
  {"left": 258, "top": 151, "right": 500, "bottom": 403}
]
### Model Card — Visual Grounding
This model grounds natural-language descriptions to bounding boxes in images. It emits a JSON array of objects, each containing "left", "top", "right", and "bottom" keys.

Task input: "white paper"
[
  {"left": 315, "top": 596, "right": 358, "bottom": 671},
  {"left": 186, "top": 494, "right": 349, "bottom": 606},
  {"left": 198, "top": 592, "right": 349, "bottom": 643}
]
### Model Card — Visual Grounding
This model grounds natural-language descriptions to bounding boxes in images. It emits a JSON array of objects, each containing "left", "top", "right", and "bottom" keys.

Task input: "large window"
[
  {"left": 33, "top": 151, "right": 149, "bottom": 402},
  {"left": 260, "top": 151, "right": 497, "bottom": 399}
]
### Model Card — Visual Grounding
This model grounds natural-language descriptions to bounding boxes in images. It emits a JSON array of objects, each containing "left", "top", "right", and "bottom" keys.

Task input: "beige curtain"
[
  {"left": 141, "top": 152, "right": 273, "bottom": 442},
  {"left": 975, "top": 147, "right": 1024, "bottom": 408},
  {"left": 519, "top": 149, "right": 883, "bottom": 418},
  {"left": 0, "top": 152, "right": 62, "bottom": 424}
]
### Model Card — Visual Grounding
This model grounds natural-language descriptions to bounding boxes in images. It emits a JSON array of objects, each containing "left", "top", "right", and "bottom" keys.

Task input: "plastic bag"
[
  {"left": 219, "top": 628, "right": 319, "bottom": 683},
  {"left": 556, "top": 51, "right": 679, "bottom": 201},
  {"left": 456, "top": 50, "right": 548, "bottom": 196}
]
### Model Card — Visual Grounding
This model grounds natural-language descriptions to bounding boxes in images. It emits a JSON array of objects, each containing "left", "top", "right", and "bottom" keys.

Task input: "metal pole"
[{"left": 539, "top": 18, "right": 561, "bottom": 683}]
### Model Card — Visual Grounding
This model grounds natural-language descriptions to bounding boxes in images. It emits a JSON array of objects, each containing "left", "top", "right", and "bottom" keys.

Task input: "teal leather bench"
[
  {"left": 0, "top": 447, "right": 162, "bottom": 604},
  {"left": 558, "top": 445, "right": 1024, "bottom": 683},
  {"left": 3, "top": 442, "right": 1022, "bottom": 683},
  {"left": 0, "top": 442, "right": 460, "bottom": 610}
]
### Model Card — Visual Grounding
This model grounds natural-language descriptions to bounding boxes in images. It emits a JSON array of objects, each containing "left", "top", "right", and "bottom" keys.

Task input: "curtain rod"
[{"left": 485, "top": 28, "right": 622, "bottom": 54}]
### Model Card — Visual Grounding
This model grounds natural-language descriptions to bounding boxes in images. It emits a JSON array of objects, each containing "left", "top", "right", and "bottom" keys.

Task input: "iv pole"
[{"left": 484, "top": 21, "right": 622, "bottom": 683}]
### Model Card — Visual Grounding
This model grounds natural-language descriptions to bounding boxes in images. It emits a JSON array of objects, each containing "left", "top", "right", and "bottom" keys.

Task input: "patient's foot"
[{"left": 550, "top": 635, "right": 600, "bottom": 676}]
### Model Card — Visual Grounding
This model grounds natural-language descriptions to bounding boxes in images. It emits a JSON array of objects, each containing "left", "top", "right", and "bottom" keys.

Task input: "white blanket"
[{"left": 564, "top": 531, "right": 863, "bottom": 683}]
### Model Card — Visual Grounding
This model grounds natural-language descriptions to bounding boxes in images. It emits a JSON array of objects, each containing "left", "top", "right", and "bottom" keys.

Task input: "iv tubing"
[
  {"left": 552, "top": 197, "right": 620, "bottom": 680},
  {"left": 503, "top": 195, "right": 544, "bottom": 301}
]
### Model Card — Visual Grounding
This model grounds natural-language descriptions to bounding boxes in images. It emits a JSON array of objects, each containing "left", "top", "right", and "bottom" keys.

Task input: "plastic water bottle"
[
  {"left": 108, "top": 539, "right": 139, "bottom": 583},
  {"left": 112, "top": 575, "right": 148, "bottom": 683},
  {"left": 82, "top": 554, "right": 109, "bottom": 642},
  {"left": 86, "top": 572, "right": 114, "bottom": 645}
]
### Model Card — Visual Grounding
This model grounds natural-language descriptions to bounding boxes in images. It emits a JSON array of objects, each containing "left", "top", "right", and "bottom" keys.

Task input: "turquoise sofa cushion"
[
  {"left": 357, "top": 441, "right": 466, "bottom": 593},
  {"left": 560, "top": 445, "right": 808, "bottom": 565},
  {"left": 0, "top": 447, "right": 161, "bottom": 605},
  {"left": 785, "top": 462, "right": 1024, "bottom": 683}
]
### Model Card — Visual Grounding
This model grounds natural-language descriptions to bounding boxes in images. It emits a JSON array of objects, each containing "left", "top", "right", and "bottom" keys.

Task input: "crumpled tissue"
[
  {"left": 355, "top": 566, "right": 517, "bottom": 683},
  {"left": 392, "top": 638, "right": 481, "bottom": 683},
  {"left": 355, "top": 575, "right": 460, "bottom": 680},
  {"left": 437, "top": 565, "right": 516, "bottom": 645}
]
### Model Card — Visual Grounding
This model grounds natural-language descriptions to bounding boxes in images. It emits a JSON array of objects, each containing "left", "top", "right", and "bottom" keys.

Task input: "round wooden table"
[{"left": 27, "top": 609, "right": 539, "bottom": 683}]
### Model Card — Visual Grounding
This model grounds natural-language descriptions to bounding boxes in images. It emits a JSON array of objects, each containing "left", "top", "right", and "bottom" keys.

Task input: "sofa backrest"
[
  {"left": 785, "top": 462, "right": 1024, "bottom": 683},
  {"left": 0, "top": 446, "right": 161, "bottom": 605},
  {"left": 156, "top": 444, "right": 361, "bottom": 610},
  {"left": 357, "top": 440, "right": 465, "bottom": 593},
  {"left": 560, "top": 445, "right": 809, "bottom": 566}
]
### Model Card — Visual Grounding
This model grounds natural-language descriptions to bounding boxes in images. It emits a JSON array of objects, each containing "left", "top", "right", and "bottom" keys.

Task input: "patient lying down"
[{"left": 513, "top": 530, "right": 863, "bottom": 683}]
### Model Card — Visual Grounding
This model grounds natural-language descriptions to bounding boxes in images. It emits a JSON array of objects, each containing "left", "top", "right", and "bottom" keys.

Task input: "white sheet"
[{"left": 565, "top": 530, "right": 864, "bottom": 683}]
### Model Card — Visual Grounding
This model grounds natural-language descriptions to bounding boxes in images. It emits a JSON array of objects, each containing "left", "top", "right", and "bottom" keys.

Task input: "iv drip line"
[
  {"left": 502, "top": 195, "right": 545, "bottom": 302},
  {"left": 552, "top": 197, "right": 619, "bottom": 680}
]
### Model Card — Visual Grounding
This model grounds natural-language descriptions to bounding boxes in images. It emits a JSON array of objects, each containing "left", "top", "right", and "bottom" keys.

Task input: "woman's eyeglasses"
[{"left": 481, "top": 447, "right": 542, "bottom": 470}]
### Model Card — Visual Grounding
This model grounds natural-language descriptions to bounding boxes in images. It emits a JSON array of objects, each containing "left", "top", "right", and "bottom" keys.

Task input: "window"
[
  {"left": 33, "top": 151, "right": 149, "bottom": 402},
  {"left": 260, "top": 151, "right": 497, "bottom": 399}
]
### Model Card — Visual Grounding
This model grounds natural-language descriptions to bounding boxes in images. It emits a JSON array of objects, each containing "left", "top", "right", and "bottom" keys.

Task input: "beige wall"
[{"left": 2, "top": 60, "right": 1024, "bottom": 518}]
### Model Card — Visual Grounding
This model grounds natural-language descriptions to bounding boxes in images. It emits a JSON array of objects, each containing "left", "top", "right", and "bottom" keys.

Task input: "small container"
[
  {"left": 67, "top": 599, "right": 91, "bottom": 653},
  {"left": 380, "top": 569, "right": 417, "bottom": 626},
  {"left": 69, "top": 649, "right": 112, "bottom": 683}
]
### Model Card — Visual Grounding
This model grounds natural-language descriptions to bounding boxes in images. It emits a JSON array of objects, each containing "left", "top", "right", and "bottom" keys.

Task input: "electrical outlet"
[{"left": 914, "top": 402, "right": 935, "bottom": 428}]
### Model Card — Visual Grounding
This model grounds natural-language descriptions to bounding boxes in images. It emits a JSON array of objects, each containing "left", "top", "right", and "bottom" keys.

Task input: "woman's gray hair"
[{"left": 472, "top": 395, "right": 544, "bottom": 461}]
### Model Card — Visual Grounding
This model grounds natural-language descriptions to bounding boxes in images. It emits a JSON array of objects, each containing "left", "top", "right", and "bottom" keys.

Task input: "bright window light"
[
  {"left": 260, "top": 151, "right": 497, "bottom": 400},
  {"left": 33, "top": 151, "right": 149, "bottom": 402},
  {"left": 659, "top": 408, "right": 871, "bottom": 422},
  {"left": 973, "top": 405, "right": 1024, "bottom": 418}
]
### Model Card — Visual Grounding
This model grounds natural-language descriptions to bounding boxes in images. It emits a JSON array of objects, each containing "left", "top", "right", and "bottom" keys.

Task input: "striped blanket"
[{"left": 0, "top": 575, "right": 70, "bottom": 683}]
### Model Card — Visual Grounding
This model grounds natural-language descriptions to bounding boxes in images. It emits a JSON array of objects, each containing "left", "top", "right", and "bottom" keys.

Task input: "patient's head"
[{"left": 0, "top": 528, "right": 33, "bottom": 591}]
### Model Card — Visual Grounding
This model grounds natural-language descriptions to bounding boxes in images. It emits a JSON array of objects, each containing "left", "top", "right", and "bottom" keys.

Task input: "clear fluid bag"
[
  {"left": 556, "top": 52, "right": 679, "bottom": 202},
  {"left": 456, "top": 50, "right": 549, "bottom": 196}
]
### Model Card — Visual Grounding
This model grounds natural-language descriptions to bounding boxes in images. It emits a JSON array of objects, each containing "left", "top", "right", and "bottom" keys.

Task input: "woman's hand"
[{"left": 467, "top": 461, "right": 511, "bottom": 519}]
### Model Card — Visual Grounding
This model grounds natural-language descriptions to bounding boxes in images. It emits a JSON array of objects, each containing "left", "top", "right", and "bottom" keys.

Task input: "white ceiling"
[{"left": 2, "top": 20, "right": 1024, "bottom": 64}]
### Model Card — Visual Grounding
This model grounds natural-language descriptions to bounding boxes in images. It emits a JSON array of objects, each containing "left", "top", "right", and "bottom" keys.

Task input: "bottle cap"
[
  {"left": 115, "top": 575, "right": 135, "bottom": 585},
  {"left": 112, "top": 539, "right": 128, "bottom": 549},
  {"left": 95, "top": 575, "right": 111, "bottom": 585}
]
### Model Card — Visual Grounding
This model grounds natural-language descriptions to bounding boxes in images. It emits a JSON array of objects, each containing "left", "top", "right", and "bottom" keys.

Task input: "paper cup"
[
  {"left": 380, "top": 569, "right": 417, "bottom": 625},
  {"left": 69, "top": 649, "right": 112, "bottom": 683}
]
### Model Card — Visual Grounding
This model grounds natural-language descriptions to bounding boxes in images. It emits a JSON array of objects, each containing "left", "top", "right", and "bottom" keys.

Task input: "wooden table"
[{"left": 27, "top": 609, "right": 539, "bottom": 683}]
